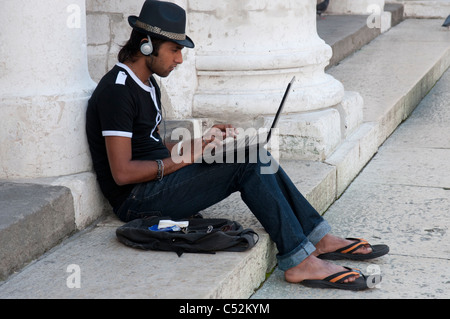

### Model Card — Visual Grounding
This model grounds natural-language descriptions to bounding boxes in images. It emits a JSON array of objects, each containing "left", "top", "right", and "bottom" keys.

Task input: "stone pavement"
[{"left": 252, "top": 65, "right": 450, "bottom": 299}]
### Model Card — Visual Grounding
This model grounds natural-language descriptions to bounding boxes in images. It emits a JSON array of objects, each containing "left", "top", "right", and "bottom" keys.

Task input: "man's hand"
[
  {"left": 204, "top": 124, "right": 238, "bottom": 143},
  {"left": 170, "top": 123, "right": 238, "bottom": 164}
]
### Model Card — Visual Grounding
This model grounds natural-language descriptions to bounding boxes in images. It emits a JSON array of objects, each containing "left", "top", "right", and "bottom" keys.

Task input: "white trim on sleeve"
[{"left": 102, "top": 130, "right": 133, "bottom": 138}]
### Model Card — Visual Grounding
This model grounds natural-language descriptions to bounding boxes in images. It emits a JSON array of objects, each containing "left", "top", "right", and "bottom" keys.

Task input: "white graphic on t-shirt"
[
  {"left": 148, "top": 84, "right": 161, "bottom": 142},
  {"left": 115, "top": 71, "right": 127, "bottom": 85}
]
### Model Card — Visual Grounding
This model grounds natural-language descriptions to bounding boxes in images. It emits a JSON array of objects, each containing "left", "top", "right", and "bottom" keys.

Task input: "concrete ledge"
[
  {"left": 326, "top": 18, "right": 450, "bottom": 194},
  {"left": 11, "top": 172, "right": 111, "bottom": 230},
  {"left": 318, "top": 15, "right": 381, "bottom": 69},
  {"left": 326, "top": 122, "right": 379, "bottom": 196},
  {"left": 0, "top": 182, "right": 75, "bottom": 280},
  {"left": 329, "top": 19, "right": 450, "bottom": 144},
  {"left": 397, "top": 0, "right": 450, "bottom": 18},
  {"left": 385, "top": 3, "right": 405, "bottom": 26},
  {"left": 318, "top": 4, "right": 406, "bottom": 70},
  {"left": 0, "top": 219, "right": 276, "bottom": 298}
]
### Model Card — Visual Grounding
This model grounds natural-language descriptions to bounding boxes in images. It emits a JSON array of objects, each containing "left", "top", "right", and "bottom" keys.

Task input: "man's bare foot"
[
  {"left": 284, "top": 254, "right": 358, "bottom": 283},
  {"left": 313, "top": 234, "right": 372, "bottom": 256}
]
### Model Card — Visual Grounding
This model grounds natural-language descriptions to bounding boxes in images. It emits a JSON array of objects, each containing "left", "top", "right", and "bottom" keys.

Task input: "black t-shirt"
[{"left": 86, "top": 63, "right": 170, "bottom": 209}]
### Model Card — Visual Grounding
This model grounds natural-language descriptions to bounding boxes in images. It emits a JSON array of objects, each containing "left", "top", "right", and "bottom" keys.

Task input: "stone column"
[
  {"left": 0, "top": 0, "right": 105, "bottom": 228},
  {"left": 188, "top": 0, "right": 361, "bottom": 160}
]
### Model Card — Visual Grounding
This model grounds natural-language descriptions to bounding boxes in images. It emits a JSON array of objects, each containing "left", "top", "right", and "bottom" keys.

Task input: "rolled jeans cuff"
[{"left": 277, "top": 220, "right": 331, "bottom": 271}]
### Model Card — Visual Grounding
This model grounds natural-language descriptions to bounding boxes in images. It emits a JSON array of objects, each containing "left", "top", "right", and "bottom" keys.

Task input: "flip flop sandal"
[
  {"left": 301, "top": 267, "right": 373, "bottom": 291},
  {"left": 317, "top": 238, "right": 389, "bottom": 261}
]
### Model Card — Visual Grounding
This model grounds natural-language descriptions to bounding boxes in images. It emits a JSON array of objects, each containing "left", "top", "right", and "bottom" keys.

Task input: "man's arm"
[
  {"left": 105, "top": 136, "right": 195, "bottom": 185},
  {"left": 105, "top": 124, "right": 237, "bottom": 186}
]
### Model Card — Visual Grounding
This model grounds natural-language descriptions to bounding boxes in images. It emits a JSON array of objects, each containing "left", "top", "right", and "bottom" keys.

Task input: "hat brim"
[{"left": 128, "top": 15, "right": 195, "bottom": 48}]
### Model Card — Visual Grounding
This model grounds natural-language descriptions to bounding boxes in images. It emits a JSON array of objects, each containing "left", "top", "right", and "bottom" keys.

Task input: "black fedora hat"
[{"left": 128, "top": 0, "right": 194, "bottom": 48}]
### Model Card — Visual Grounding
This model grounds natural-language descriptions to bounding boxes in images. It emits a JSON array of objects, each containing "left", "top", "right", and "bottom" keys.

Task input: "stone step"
[
  {"left": 325, "top": 18, "right": 450, "bottom": 197},
  {"left": 318, "top": 15, "right": 382, "bottom": 70},
  {"left": 318, "top": 2, "right": 405, "bottom": 69},
  {"left": 329, "top": 18, "right": 450, "bottom": 137},
  {"left": 0, "top": 182, "right": 75, "bottom": 281},
  {"left": 385, "top": 3, "right": 405, "bottom": 27},
  {"left": 1, "top": 17, "right": 449, "bottom": 300},
  {"left": 397, "top": 0, "right": 450, "bottom": 19}
]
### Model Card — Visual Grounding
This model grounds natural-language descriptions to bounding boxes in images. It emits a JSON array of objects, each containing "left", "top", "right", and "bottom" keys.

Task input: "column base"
[
  {"left": 0, "top": 90, "right": 94, "bottom": 179},
  {"left": 263, "top": 91, "right": 364, "bottom": 161}
]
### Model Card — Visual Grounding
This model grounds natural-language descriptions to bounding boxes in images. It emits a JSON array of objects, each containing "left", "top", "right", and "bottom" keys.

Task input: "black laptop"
[{"left": 203, "top": 76, "right": 295, "bottom": 161}]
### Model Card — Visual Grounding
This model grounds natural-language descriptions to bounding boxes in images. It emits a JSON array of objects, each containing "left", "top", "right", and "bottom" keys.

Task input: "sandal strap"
[
  {"left": 337, "top": 238, "right": 370, "bottom": 254},
  {"left": 324, "top": 267, "right": 362, "bottom": 283}
]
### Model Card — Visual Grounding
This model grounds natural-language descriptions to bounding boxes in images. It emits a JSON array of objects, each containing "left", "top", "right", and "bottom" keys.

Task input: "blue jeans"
[{"left": 115, "top": 151, "right": 330, "bottom": 271}]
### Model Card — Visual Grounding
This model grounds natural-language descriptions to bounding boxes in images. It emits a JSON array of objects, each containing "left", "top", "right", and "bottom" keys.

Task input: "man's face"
[{"left": 146, "top": 41, "right": 184, "bottom": 77}]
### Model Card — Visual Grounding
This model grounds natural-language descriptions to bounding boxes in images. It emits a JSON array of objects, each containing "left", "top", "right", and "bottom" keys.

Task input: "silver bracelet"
[{"left": 156, "top": 159, "right": 164, "bottom": 181}]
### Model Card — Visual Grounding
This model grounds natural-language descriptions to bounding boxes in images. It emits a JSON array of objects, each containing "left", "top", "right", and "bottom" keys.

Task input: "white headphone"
[{"left": 140, "top": 35, "right": 153, "bottom": 56}]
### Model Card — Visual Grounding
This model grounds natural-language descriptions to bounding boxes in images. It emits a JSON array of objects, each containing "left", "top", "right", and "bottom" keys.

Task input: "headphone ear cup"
[{"left": 140, "top": 39, "right": 153, "bottom": 56}]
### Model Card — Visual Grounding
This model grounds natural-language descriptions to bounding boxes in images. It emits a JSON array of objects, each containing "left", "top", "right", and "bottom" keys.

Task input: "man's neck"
[{"left": 123, "top": 59, "right": 152, "bottom": 85}]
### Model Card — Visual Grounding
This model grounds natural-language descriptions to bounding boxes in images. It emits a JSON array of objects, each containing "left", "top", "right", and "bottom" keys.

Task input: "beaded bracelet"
[{"left": 156, "top": 159, "right": 164, "bottom": 181}]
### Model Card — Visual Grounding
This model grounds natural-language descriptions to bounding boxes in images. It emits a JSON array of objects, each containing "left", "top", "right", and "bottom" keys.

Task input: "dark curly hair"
[{"left": 118, "top": 29, "right": 166, "bottom": 63}]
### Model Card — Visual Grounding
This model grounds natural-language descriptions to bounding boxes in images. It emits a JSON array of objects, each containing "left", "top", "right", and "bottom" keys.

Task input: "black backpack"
[{"left": 116, "top": 216, "right": 259, "bottom": 256}]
